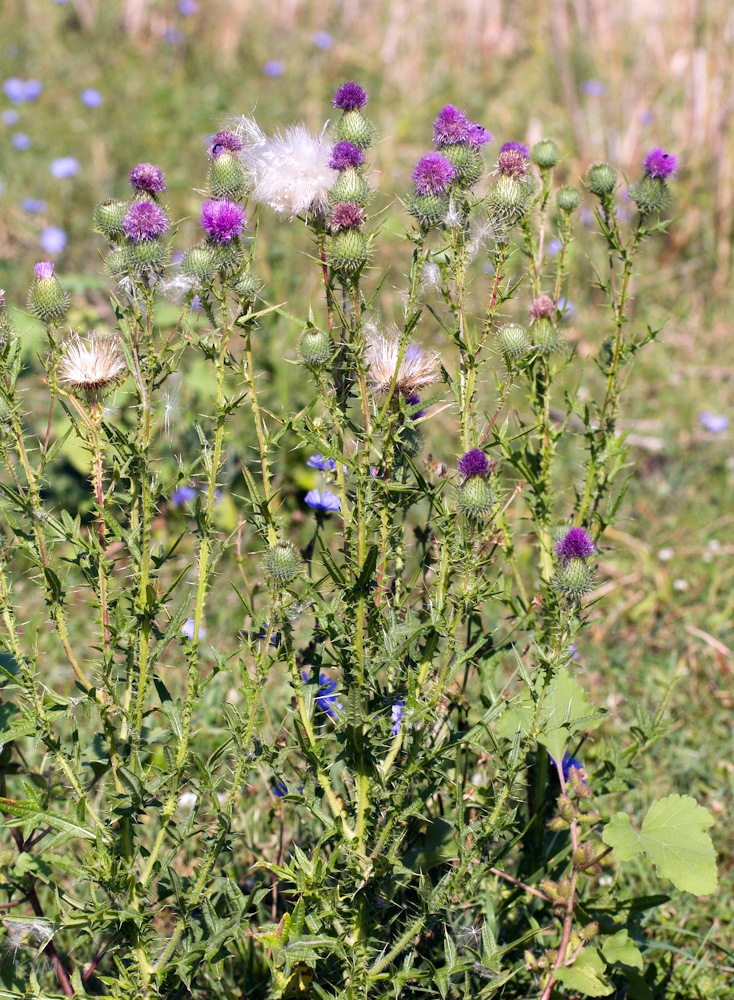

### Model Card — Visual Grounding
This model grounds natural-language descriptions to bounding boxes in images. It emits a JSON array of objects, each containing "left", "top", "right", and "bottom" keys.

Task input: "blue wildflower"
[
  {"left": 304, "top": 488, "right": 341, "bottom": 513},
  {"left": 12, "top": 133, "right": 31, "bottom": 150},
  {"left": 50, "top": 156, "right": 80, "bottom": 179},
  {"left": 273, "top": 780, "right": 288, "bottom": 798},
  {"left": 2, "top": 109, "right": 19, "bottom": 126},
  {"left": 178, "top": 0, "right": 198, "bottom": 13},
  {"left": 80, "top": 88, "right": 103, "bottom": 108},
  {"left": 171, "top": 485, "right": 198, "bottom": 506},
  {"left": 39, "top": 226, "right": 67, "bottom": 253},
  {"left": 191, "top": 294, "right": 202, "bottom": 310},
  {"left": 302, "top": 670, "right": 343, "bottom": 719},
  {"left": 581, "top": 79, "right": 606, "bottom": 97},
  {"left": 263, "top": 60, "right": 284, "bottom": 77},
  {"left": 4, "top": 79, "right": 42, "bottom": 104},
  {"left": 551, "top": 751, "right": 588, "bottom": 784},
  {"left": 312, "top": 30, "right": 333, "bottom": 49},
  {"left": 307, "top": 454, "right": 336, "bottom": 471},
  {"left": 181, "top": 618, "right": 205, "bottom": 641},
  {"left": 699, "top": 412, "right": 729, "bottom": 433},
  {"left": 22, "top": 198, "right": 47, "bottom": 214}
]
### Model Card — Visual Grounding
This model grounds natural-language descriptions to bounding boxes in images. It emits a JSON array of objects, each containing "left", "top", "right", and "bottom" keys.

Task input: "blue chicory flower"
[
  {"left": 581, "top": 79, "right": 606, "bottom": 97},
  {"left": 4, "top": 79, "right": 42, "bottom": 104},
  {"left": 699, "top": 412, "right": 729, "bottom": 433},
  {"left": 551, "top": 751, "right": 588, "bottom": 785},
  {"left": 263, "top": 60, "right": 284, "bottom": 77},
  {"left": 273, "top": 780, "right": 288, "bottom": 798},
  {"left": 50, "top": 156, "right": 80, "bottom": 178},
  {"left": 171, "top": 485, "right": 198, "bottom": 506},
  {"left": 304, "top": 488, "right": 341, "bottom": 513},
  {"left": 302, "top": 670, "right": 343, "bottom": 719},
  {"left": 312, "top": 31, "right": 333, "bottom": 49},
  {"left": 307, "top": 454, "right": 336, "bottom": 471},
  {"left": 39, "top": 226, "right": 67, "bottom": 254},
  {"left": 181, "top": 618, "right": 205, "bottom": 641},
  {"left": 22, "top": 198, "right": 47, "bottom": 213},
  {"left": 2, "top": 109, "right": 19, "bottom": 126},
  {"left": 80, "top": 88, "right": 103, "bottom": 108},
  {"left": 12, "top": 132, "right": 31, "bottom": 150}
]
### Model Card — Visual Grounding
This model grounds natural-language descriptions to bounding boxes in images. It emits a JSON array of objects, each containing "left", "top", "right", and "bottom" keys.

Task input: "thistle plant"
[{"left": 0, "top": 84, "right": 717, "bottom": 1000}]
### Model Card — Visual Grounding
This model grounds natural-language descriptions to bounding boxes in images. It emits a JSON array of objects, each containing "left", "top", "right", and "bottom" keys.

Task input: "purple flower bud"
[
  {"left": 81, "top": 88, "right": 103, "bottom": 108},
  {"left": 643, "top": 147, "right": 677, "bottom": 180},
  {"left": 333, "top": 81, "right": 368, "bottom": 111},
  {"left": 50, "top": 156, "right": 79, "bottom": 178},
  {"left": 433, "top": 104, "right": 471, "bottom": 146},
  {"left": 200, "top": 198, "right": 246, "bottom": 243},
  {"left": 208, "top": 129, "right": 244, "bottom": 158},
  {"left": 457, "top": 448, "right": 490, "bottom": 478},
  {"left": 497, "top": 148, "right": 528, "bottom": 178},
  {"left": 329, "top": 140, "right": 365, "bottom": 171},
  {"left": 500, "top": 140, "right": 530, "bottom": 157},
  {"left": 331, "top": 201, "right": 364, "bottom": 231},
  {"left": 411, "top": 152, "right": 457, "bottom": 195},
  {"left": 129, "top": 162, "right": 166, "bottom": 194},
  {"left": 39, "top": 226, "right": 66, "bottom": 254},
  {"left": 34, "top": 261, "right": 55, "bottom": 280},
  {"left": 123, "top": 200, "right": 169, "bottom": 242},
  {"left": 555, "top": 527, "right": 595, "bottom": 563}
]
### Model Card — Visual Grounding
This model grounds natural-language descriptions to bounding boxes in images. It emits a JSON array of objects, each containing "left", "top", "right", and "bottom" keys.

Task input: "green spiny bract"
[
  {"left": 333, "top": 110, "right": 376, "bottom": 150},
  {"left": 212, "top": 241, "right": 245, "bottom": 275},
  {"left": 328, "top": 229, "right": 370, "bottom": 277},
  {"left": 629, "top": 175, "right": 669, "bottom": 215},
  {"left": 556, "top": 186, "right": 581, "bottom": 213},
  {"left": 586, "top": 162, "right": 618, "bottom": 197},
  {"left": 531, "top": 139, "right": 561, "bottom": 170},
  {"left": 181, "top": 245, "right": 217, "bottom": 283},
  {"left": 554, "top": 557, "right": 594, "bottom": 601},
  {"left": 232, "top": 269, "right": 261, "bottom": 302},
  {"left": 487, "top": 175, "right": 533, "bottom": 228},
  {"left": 208, "top": 152, "right": 248, "bottom": 200},
  {"left": 408, "top": 192, "right": 450, "bottom": 229},
  {"left": 457, "top": 476, "right": 496, "bottom": 520},
  {"left": 93, "top": 199, "right": 130, "bottom": 241},
  {"left": 531, "top": 317, "right": 563, "bottom": 355},
  {"left": 27, "top": 273, "right": 70, "bottom": 324},
  {"left": 123, "top": 237, "right": 171, "bottom": 272},
  {"left": 497, "top": 323, "right": 529, "bottom": 361},
  {"left": 299, "top": 325, "right": 333, "bottom": 366},
  {"left": 262, "top": 542, "right": 302, "bottom": 585},
  {"left": 329, "top": 168, "right": 373, "bottom": 207},
  {"left": 105, "top": 248, "right": 128, "bottom": 282},
  {"left": 441, "top": 144, "right": 484, "bottom": 188}
]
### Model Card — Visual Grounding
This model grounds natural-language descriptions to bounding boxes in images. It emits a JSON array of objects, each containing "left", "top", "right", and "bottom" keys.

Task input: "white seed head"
[
  {"left": 365, "top": 332, "right": 441, "bottom": 395},
  {"left": 58, "top": 332, "right": 127, "bottom": 394},
  {"left": 233, "top": 116, "right": 338, "bottom": 219}
]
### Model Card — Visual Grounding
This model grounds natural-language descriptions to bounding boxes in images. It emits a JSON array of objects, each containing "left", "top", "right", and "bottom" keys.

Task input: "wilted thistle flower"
[
  {"left": 331, "top": 201, "right": 364, "bottom": 232},
  {"left": 200, "top": 198, "right": 246, "bottom": 243},
  {"left": 58, "top": 332, "right": 127, "bottom": 398},
  {"left": 496, "top": 147, "right": 529, "bottom": 178},
  {"left": 123, "top": 200, "right": 169, "bottom": 242},
  {"left": 28, "top": 261, "right": 69, "bottom": 323},
  {"left": 555, "top": 526, "right": 595, "bottom": 564},
  {"left": 411, "top": 152, "right": 457, "bottom": 195},
  {"left": 236, "top": 117, "right": 338, "bottom": 218},
  {"left": 365, "top": 334, "right": 441, "bottom": 396},
  {"left": 129, "top": 162, "right": 166, "bottom": 195},
  {"left": 329, "top": 140, "right": 365, "bottom": 171}
]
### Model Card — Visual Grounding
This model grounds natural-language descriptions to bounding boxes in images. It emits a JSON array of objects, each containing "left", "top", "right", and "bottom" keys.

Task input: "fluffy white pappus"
[
  {"left": 233, "top": 116, "right": 338, "bottom": 219},
  {"left": 161, "top": 272, "right": 198, "bottom": 305},
  {"left": 420, "top": 260, "right": 442, "bottom": 291},
  {"left": 365, "top": 332, "right": 441, "bottom": 395}
]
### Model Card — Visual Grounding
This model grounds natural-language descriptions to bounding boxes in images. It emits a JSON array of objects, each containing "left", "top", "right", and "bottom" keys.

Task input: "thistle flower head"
[
  {"left": 200, "top": 198, "right": 246, "bottom": 243},
  {"left": 529, "top": 294, "right": 556, "bottom": 320},
  {"left": 365, "top": 333, "right": 441, "bottom": 396},
  {"left": 433, "top": 104, "right": 471, "bottom": 146},
  {"left": 411, "top": 152, "right": 457, "bottom": 195},
  {"left": 329, "top": 140, "right": 365, "bottom": 171},
  {"left": 236, "top": 117, "right": 338, "bottom": 218},
  {"left": 208, "top": 129, "right": 244, "bottom": 158},
  {"left": 643, "top": 147, "right": 677, "bottom": 180},
  {"left": 129, "top": 162, "right": 166, "bottom": 194},
  {"left": 467, "top": 123, "right": 493, "bottom": 147},
  {"left": 332, "top": 81, "right": 368, "bottom": 111},
  {"left": 497, "top": 148, "right": 528, "bottom": 178},
  {"left": 331, "top": 201, "right": 364, "bottom": 231},
  {"left": 500, "top": 140, "right": 530, "bottom": 158},
  {"left": 555, "top": 527, "right": 595, "bottom": 563},
  {"left": 34, "top": 261, "right": 55, "bottom": 280},
  {"left": 457, "top": 448, "right": 490, "bottom": 478},
  {"left": 58, "top": 332, "right": 127, "bottom": 395},
  {"left": 123, "top": 200, "right": 169, "bottom": 242}
]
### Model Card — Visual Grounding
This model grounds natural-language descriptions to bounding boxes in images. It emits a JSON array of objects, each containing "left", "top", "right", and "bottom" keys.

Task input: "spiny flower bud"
[
  {"left": 629, "top": 174, "right": 669, "bottom": 216},
  {"left": 124, "top": 200, "right": 169, "bottom": 242},
  {"left": 529, "top": 294, "right": 556, "bottom": 320},
  {"left": 105, "top": 248, "right": 128, "bottom": 281},
  {"left": 181, "top": 245, "right": 217, "bottom": 283},
  {"left": 487, "top": 175, "right": 532, "bottom": 225},
  {"left": 531, "top": 317, "right": 562, "bottom": 355},
  {"left": 232, "top": 269, "right": 261, "bottom": 302},
  {"left": 557, "top": 186, "right": 581, "bottom": 213},
  {"left": 554, "top": 557, "right": 594, "bottom": 601},
  {"left": 441, "top": 143, "right": 484, "bottom": 188},
  {"left": 408, "top": 192, "right": 450, "bottom": 229},
  {"left": 27, "top": 262, "right": 69, "bottom": 323},
  {"left": 586, "top": 161, "right": 617, "bottom": 197},
  {"left": 93, "top": 199, "right": 129, "bottom": 241},
  {"left": 328, "top": 229, "right": 369, "bottom": 277},
  {"left": 531, "top": 139, "right": 560, "bottom": 170},
  {"left": 212, "top": 241, "right": 245, "bottom": 275},
  {"left": 457, "top": 476, "right": 495, "bottom": 520},
  {"left": 333, "top": 110, "right": 376, "bottom": 150},
  {"left": 497, "top": 323, "right": 529, "bottom": 361},
  {"left": 262, "top": 542, "right": 301, "bottom": 585},
  {"left": 398, "top": 424, "right": 423, "bottom": 458},
  {"left": 208, "top": 153, "right": 248, "bottom": 200},
  {"left": 329, "top": 167, "right": 372, "bottom": 208},
  {"left": 540, "top": 879, "right": 560, "bottom": 902},
  {"left": 123, "top": 238, "right": 171, "bottom": 273},
  {"left": 129, "top": 161, "right": 166, "bottom": 196},
  {"left": 299, "top": 325, "right": 333, "bottom": 366}
]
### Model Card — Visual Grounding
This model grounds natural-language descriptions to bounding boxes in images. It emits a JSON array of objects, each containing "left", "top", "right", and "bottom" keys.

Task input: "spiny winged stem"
[
  {"left": 242, "top": 321, "right": 276, "bottom": 545},
  {"left": 89, "top": 401, "right": 111, "bottom": 653}
]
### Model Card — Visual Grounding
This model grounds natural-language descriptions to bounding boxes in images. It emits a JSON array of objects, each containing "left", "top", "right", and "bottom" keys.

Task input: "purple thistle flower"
[
  {"left": 50, "top": 156, "right": 79, "bottom": 178},
  {"left": 405, "top": 391, "right": 425, "bottom": 419},
  {"left": 171, "top": 485, "right": 198, "bottom": 506},
  {"left": 302, "top": 670, "right": 343, "bottom": 718},
  {"left": 411, "top": 151, "right": 457, "bottom": 195},
  {"left": 200, "top": 198, "right": 246, "bottom": 243},
  {"left": 333, "top": 81, "right": 367, "bottom": 111},
  {"left": 39, "top": 226, "right": 66, "bottom": 254},
  {"left": 551, "top": 751, "right": 588, "bottom": 784},
  {"left": 555, "top": 527, "right": 595, "bottom": 563},
  {"left": 81, "top": 88, "right": 103, "bottom": 108},
  {"left": 433, "top": 104, "right": 471, "bottom": 146},
  {"left": 129, "top": 162, "right": 166, "bottom": 194},
  {"left": 329, "top": 140, "right": 365, "bottom": 171},
  {"left": 643, "top": 147, "right": 677, "bottom": 180},
  {"left": 307, "top": 454, "right": 337, "bottom": 471},
  {"left": 34, "top": 261, "right": 55, "bottom": 280},
  {"left": 497, "top": 148, "right": 528, "bottom": 178},
  {"left": 500, "top": 141, "right": 530, "bottom": 157},
  {"left": 208, "top": 129, "right": 244, "bottom": 158},
  {"left": 304, "top": 488, "right": 341, "bottom": 513},
  {"left": 457, "top": 448, "right": 490, "bottom": 479},
  {"left": 22, "top": 198, "right": 47, "bottom": 213},
  {"left": 467, "top": 123, "right": 493, "bottom": 147},
  {"left": 699, "top": 411, "right": 729, "bottom": 433},
  {"left": 331, "top": 201, "right": 364, "bottom": 231},
  {"left": 12, "top": 132, "right": 31, "bottom": 150},
  {"left": 124, "top": 200, "right": 169, "bottom": 242}
]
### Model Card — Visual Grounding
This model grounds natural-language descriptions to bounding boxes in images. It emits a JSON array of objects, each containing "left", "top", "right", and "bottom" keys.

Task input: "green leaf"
[
  {"left": 554, "top": 948, "right": 613, "bottom": 996},
  {"left": 601, "top": 929, "right": 643, "bottom": 970},
  {"left": 0, "top": 797, "right": 98, "bottom": 843},
  {"left": 602, "top": 794, "right": 718, "bottom": 895}
]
